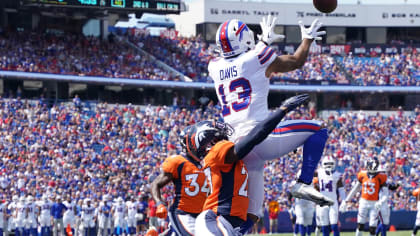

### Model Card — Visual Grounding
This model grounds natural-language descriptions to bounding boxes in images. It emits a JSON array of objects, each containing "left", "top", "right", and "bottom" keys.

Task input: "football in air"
[{"left": 313, "top": 0, "right": 337, "bottom": 13}]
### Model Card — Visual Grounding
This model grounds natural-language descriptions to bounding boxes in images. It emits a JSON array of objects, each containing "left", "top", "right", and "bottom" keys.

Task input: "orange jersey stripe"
[
  {"left": 202, "top": 141, "right": 249, "bottom": 221},
  {"left": 357, "top": 171, "right": 387, "bottom": 201},
  {"left": 161, "top": 155, "right": 207, "bottom": 214}
]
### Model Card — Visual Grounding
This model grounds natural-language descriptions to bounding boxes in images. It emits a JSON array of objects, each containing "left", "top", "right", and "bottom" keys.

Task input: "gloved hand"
[
  {"left": 280, "top": 94, "right": 309, "bottom": 112},
  {"left": 339, "top": 201, "right": 347, "bottom": 213},
  {"left": 257, "top": 15, "right": 285, "bottom": 45},
  {"left": 299, "top": 19, "right": 326, "bottom": 41},
  {"left": 156, "top": 202, "right": 168, "bottom": 219},
  {"left": 375, "top": 201, "right": 382, "bottom": 211}
]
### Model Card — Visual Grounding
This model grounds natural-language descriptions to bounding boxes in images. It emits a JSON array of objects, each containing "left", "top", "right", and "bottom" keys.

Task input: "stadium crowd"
[
  {"left": 0, "top": 31, "right": 177, "bottom": 81},
  {"left": 0, "top": 95, "right": 416, "bottom": 218},
  {"left": 270, "top": 53, "right": 349, "bottom": 84},
  {"left": 129, "top": 32, "right": 213, "bottom": 82},
  {"left": 1, "top": 30, "right": 420, "bottom": 86},
  {"left": 340, "top": 51, "right": 420, "bottom": 86}
]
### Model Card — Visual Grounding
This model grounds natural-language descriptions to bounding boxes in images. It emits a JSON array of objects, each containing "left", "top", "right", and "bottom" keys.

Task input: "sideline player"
[
  {"left": 112, "top": 197, "right": 126, "bottom": 236},
  {"left": 37, "top": 195, "right": 53, "bottom": 236},
  {"left": 81, "top": 198, "right": 96, "bottom": 236},
  {"left": 375, "top": 180, "right": 399, "bottom": 236},
  {"left": 150, "top": 126, "right": 208, "bottom": 236},
  {"left": 209, "top": 15, "right": 332, "bottom": 230},
  {"left": 15, "top": 196, "right": 26, "bottom": 236},
  {"left": 314, "top": 157, "right": 346, "bottom": 236},
  {"left": 339, "top": 158, "right": 388, "bottom": 236},
  {"left": 412, "top": 187, "right": 420, "bottom": 236},
  {"left": 194, "top": 94, "right": 310, "bottom": 235},
  {"left": 25, "top": 196, "right": 37, "bottom": 236},
  {"left": 97, "top": 194, "right": 112, "bottom": 236},
  {"left": 295, "top": 197, "right": 315, "bottom": 236},
  {"left": 63, "top": 194, "right": 77, "bottom": 236},
  {"left": 126, "top": 196, "right": 138, "bottom": 236}
]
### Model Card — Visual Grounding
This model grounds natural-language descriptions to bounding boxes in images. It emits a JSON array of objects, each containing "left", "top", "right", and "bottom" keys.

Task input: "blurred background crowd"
[
  {"left": 1, "top": 31, "right": 419, "bottom": 86},
  {"left": 0, "top": 96, "right": 417, "bottom": 218}
]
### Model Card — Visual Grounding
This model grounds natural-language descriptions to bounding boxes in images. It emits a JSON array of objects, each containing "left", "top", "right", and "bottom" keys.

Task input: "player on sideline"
[
  {"left": 126, "top": 196, "right": 138, "bottom": 236},
  {"left": 295, "top": 197, "right": 315, "bottom": 236},
  {"left": 63, "top": 194, "right": 77, "bottom": 236},
  {"left": 97, "top": 194, "right": 112, "bottom": 236},
  {"left": 15, "top": 196, "right": 26, "bottom": 236},
  {"left": 150, "top": 126, "right": 208, "bottom": 236},
  {"left": 375, "top": 179, "right": 399, "bottom": 236},
  {"left": 209, "top": 15, "right": 332, "bottom": 231},
  {"left": 339, "top": 158, "right": 388, "bottom": 236},
  {"left": 37, "top": 195, "right": 53, "bottom": 236},
  {"left": 0, "top": 197, "right": 6, "bottom": 236},
  {"left": 7, "top": 195, "right": 19, "bottom": 236},
  {"left": 193, "top": 94, "right": 310, "bottom": 235},
  {"left": 314, "top": 156, "right": 346, "bottom": 236},
  {"left": 81, "top": 198, "right": 96, "bottom": 236},
  {"left": 412, "top": 187, "right": 420, "bottom": 236}
]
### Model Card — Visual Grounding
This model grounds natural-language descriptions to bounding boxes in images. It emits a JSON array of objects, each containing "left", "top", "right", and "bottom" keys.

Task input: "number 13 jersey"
[
  {"left": 357, "top": 171, "right": 387, "bottom": 201},
  {"left": 209, "top": 42, "right": 277, "bottom": 136}
]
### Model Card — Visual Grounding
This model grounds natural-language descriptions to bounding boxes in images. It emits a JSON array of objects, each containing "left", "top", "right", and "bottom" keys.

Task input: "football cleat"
[{"left": 291, "top": 182, "right": 334, "bottom": 206}]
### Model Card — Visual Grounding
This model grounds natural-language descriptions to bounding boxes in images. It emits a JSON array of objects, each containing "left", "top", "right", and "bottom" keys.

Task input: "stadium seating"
[{"left": 0, "top": 97, "right": 417, "bottom": 212}]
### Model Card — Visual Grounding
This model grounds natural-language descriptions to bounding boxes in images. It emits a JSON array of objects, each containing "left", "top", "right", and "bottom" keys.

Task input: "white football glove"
[
  {"left": 374, "top": 201, "right": 382, "bottom": 211},
  {"left": 257, "top": 15, "right": 285, "bottom": 45},
  {"left": 339, "top": 201, "right": 347, "bottom": 213},
  {"left": 299, "top": 18, "right": 326, "bottom": 41}
]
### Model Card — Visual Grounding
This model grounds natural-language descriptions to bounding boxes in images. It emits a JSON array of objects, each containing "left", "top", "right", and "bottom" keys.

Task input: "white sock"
[
  {"left": 315, "top": 227, "right": 320, "bottom": 236},
  {"left": 355, "top": 228, "right": 363, "bottom": 236}
]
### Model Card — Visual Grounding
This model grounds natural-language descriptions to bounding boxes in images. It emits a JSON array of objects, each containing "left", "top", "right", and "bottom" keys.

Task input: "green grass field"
[{"left": 248, "top": 231, "right": 411, "bottom": 236}]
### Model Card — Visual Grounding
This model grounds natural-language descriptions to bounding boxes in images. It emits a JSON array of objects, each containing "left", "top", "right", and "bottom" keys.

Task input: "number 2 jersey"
[
  {"left": 202, "top": 141, "right": 249, "bottom": 222},
  {"left": 314, "top": 168, "right": 342, "bottom": 202},
  {"left": 209, "top": 42, "right": 277, "bottom": 137},
  {"left": 161, "top": 155, "right": 207, "bottom": 214},
  {"left": 357, "top": 171, "right": 387, "bottom": 201}
]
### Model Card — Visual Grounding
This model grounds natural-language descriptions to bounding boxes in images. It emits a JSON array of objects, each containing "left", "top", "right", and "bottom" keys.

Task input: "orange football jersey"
[
  {"left": 202, "top": 140, "right": 249, "bottom": 221},
  {"left": 357, "top": 171, "right": 387, "bottom": 201},
  {"left": 161, "top": 155, "right": 207, "bottom": 214},
  {"left": 413, "top": 188, "right": 420, "bottom": 200}
]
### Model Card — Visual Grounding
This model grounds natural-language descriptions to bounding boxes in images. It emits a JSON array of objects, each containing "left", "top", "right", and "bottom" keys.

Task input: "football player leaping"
[
  {"left": 339, "top": 158, "right": 388, "bottom": 236},
  {"left": 314, "top": 156, "right": 346, "bottom": 236},
  {"left": 210, "top": 15, "right": 333, "bottom": 232}
]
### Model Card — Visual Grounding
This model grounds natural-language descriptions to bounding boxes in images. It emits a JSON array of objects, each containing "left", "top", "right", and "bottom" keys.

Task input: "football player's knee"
[{"left": 357, "top": 223, "right": 364, "bottom": 230}]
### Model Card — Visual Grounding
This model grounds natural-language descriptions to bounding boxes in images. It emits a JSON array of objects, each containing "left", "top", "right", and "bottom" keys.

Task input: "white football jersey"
[
  {"left": 63, "top": 200, "right": 76, "bottom": 218},
  {"left": 113, "top": 203, "right": 125, "bottom": 218},
  {"left": 82, "top": 205, "right": 95, "bottom": 218},
  {"left": 126, "top": 201, "right": 137, "bottom": 218},
  {"left": 37, "top": 201, "right": 53, "bottom": 217},
  {"left": 0, "top": 203, "right": 5, "bottom": 224},
  {"left": 209, "top": 42, "right": 277, "bottom": 137},
  {"left": 26, "top": 203, "right": 36, "bottom": 219},
  {"left": 317, "top": 168, "right": 342, "bottom": 201},
  {"left": 16, "top": 202, "right": 26, "bottom": 219}
]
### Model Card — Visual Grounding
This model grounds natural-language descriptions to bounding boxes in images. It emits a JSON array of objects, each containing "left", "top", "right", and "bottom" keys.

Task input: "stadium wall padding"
[{"left": 261, "top": 210, "right": 417, "bottom": 233}]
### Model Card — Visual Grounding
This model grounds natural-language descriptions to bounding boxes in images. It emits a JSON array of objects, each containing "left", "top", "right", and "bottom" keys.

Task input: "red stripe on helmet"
[{"left": 219, "top": 21, "right": 232, "bottom": 53}]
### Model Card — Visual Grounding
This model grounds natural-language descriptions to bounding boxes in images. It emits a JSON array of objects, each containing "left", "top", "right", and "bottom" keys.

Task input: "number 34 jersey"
[
  {"left": 357, "top": 171, "right": 387, "bottom": 201},
  {"left": 161, "top": 155, "right": 208, "bottom": 214},
  {"left": 209, "top": 42, "right": 277, "bottom": 133},
  {"left": 315, "top": 169, "right": 342, "bottom": 202}
]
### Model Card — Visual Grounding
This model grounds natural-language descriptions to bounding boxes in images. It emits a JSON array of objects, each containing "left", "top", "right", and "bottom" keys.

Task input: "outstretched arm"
[
  {"left": 265, "top": 19, "right": 325, "bottom": 76},
  {"left": 225, "top": 94, "right": 309, "bottom": 163}
]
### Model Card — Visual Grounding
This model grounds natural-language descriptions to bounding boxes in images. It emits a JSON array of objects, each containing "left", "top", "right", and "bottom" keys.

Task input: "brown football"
[{"left": 313, "top": 0, "right": 337, "bottom": 13}]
